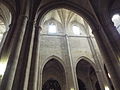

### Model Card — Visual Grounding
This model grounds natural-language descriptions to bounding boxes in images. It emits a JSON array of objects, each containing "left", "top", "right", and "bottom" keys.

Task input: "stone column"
[
  {"left": 36, "top": 26, "right": 42, "bottom": 90},
  {"left": 87, "top": 36, "right": 107, "bottom": 90},
  {"left": 0, "top": 14, "right": 29, "bottom": 90},
  {"left": 38, "top": 72, "right": 42, "bottom": 90},
  {"left": 92, "top": 27, "right": 120, "bottom": 90},
  {"left": 27, "top": 25, "right": 41, "bottom": 90},
  {"left": 19, "top": 20, "right": 36, "bottom": 90},
  {"left": 99, "top": 12, "right": 120, "bottom": 56},
  {"left": 11, "top": 16, "right": 38, "bottom": 90},
  {"left": 65, "top": 34, "right": 79, "bottom": 90}
]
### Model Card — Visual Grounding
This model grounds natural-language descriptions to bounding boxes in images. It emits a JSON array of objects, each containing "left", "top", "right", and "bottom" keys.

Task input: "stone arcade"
[{"left": 0, "top": 0, "right": 120, "bottom": 90}]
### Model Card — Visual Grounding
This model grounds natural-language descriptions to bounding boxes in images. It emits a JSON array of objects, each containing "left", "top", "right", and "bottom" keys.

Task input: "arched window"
[
  {"left": 112, "top": 14, "right": 120, "bottom": 33},
  {"left": 71, "top": 22, "right": 86, "bottom": 36},
  {"left": 48, "top": 23, "right": 57, "bottom": 34},
  {"left": 72, "top": 25, "right": 81, "bottom": 35}
]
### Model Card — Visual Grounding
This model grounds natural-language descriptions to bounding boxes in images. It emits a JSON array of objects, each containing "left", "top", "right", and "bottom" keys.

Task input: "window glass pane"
[
  {"left": 48, "top": 23, "right": 57, "bottom": 34},
  {"left": 0, "top": 62, "right": 7, "bottom": 76},
  {"left": 72, "top": 25, "right": 80, "bottom": 35}
]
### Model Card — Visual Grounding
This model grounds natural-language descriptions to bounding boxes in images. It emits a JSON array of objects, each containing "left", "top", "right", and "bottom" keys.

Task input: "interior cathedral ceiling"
[
  {"left": 41, "top": 8, "right": 85, "bottom": 27},
  {"left": 2, "top": 0, "right": 120, "bottom": 20},
  {"left": 40, "top": 8, "right": 93, "bottom": 36},
  {"left": 0, "top": 0, "right": 120, "bottom": 90}
]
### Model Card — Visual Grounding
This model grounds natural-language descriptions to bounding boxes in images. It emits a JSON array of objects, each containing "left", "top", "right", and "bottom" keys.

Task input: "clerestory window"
[
  {"left": 48, "top": 23, "right": 57, "bottom": 34},
  {"left": 72, "top": 25, "right": 81, "bottom": 35}
]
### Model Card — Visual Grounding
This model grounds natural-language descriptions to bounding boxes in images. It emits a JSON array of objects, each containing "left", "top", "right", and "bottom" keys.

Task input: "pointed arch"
[
  {"left": 41, "top": 55, "right": 66, "bottom": 73},
  {"left": 42, "top": 55, "right": 66, "bottom": 90},
  {"left": 76, "top": 57, "right": 101, "bottom": 90},
  {"left": 76, "top": 56, "right": 98, "bottom": 71}
]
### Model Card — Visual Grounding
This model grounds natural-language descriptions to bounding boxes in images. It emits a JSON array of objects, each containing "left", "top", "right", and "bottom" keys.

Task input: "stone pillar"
[
  {"left": 106, "top": 21, "right": 120, "bottom": 62},
  {"left": 100, "top": 13, "right": 120, "bottom": 55},
  {"left": 37, "top": 32, "right": 42, "bottom": 90},
  {"left": 36, "top": 27, "right": 42, "bottom": 90},
  {"left": 87, "top": 1, "right": 120, "bottom": 89},
  {"left": 27, "top": 25, "right": 41, "bottom": 90},
  {"left": 18, "top": 20, "right": 37, "bottom": 90},
  {"left": 87, "top": 36, "right": 107, "bottom": 90},
  {"left": 65, "top": 34, "right": 79, "bottom": 90},
  {"left": 38, "top": 72, "right": 42, "bottom": 90},
  {"left": 92, "top": 27, "right": 120, "bottom": 90},
  {"left": 0, "top": 14, "right": 29, "bottom": 90},
  {"left": 11, "top": 16, "right": 38, "bottom": 90}
]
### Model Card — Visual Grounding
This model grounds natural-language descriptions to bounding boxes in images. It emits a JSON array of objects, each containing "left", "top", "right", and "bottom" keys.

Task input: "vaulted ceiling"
[{"left": 2, "top": 0, "right": 120, "bottom": 17}]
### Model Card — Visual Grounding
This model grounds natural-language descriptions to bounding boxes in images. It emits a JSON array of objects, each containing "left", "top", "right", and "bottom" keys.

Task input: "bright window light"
[
  {"left": 0, "top": 62, "right": 7, "bottom": 75},
  {"left": 0, "top": 20, "right": 6, "bottom": 43},
  {"left": 112, "top": 14, "right": 120, "bottom": 20},
  {"left": 48, "top": 23, "right": 57, "bottom": 34},
  {"left": 0, "top": 34, "right": 3, "bottom": 42},
  {"left": 72, "top": 25, "right": 80, "bottom": 35},
  {"left": 105, "top": 86, "right": 110, "bottom": 90},
  {"left": 108, "top": 73, "right": 111, "bottom": 78},
  {"left": 71, "top": 88, "right": 74, "bottom": 90}
]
